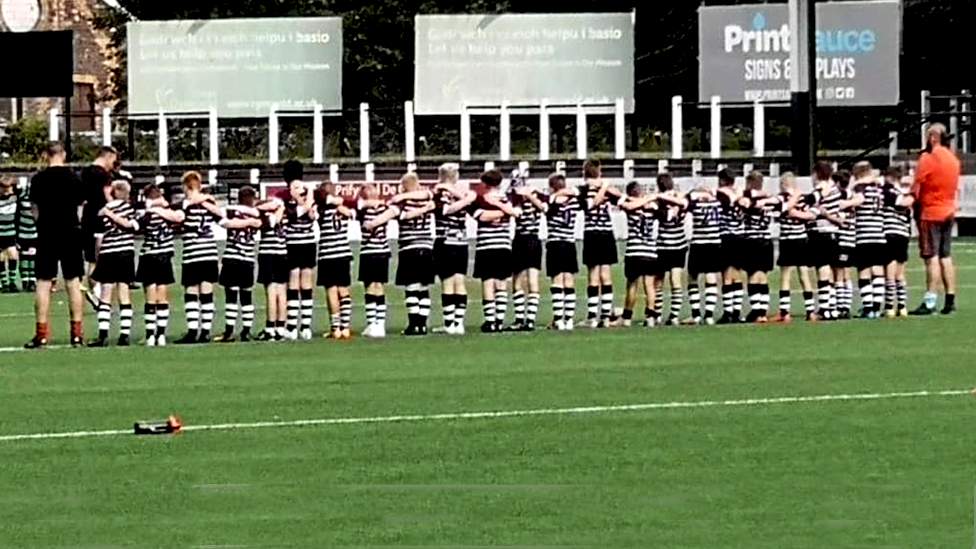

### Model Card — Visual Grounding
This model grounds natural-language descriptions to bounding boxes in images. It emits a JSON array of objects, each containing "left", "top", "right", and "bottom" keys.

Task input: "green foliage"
[{"left": 0, "top": 117, "right": 49, "bottom": 166}]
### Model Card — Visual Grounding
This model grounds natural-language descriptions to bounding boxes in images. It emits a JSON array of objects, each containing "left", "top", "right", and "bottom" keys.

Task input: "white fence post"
[
  {"left": 313, "top": 104, "right": 324, "bottom": 164},
  {"left": 404, "top": 100, "right": 416, "bottom": 163},
  {"left": 539, "top": 100, "right": 550, "bottom": 162},
  {"left": 657, "top": 159, "right": 668, "bottom": 174},
  {"left": 575, "top": 104, "right": 587, "bottom": 160},
  {"left": 949, "top": 97, "right": 959, "bottom": 151},
  {"left": 157, "top": 111, "right": 168, "bottom": 167},
  {"left": 710, "top": 95, "right": 721, "bottom": 160},
  {"left": 920, "top": 89, "right": 930, "bottom": 150},
  {"left": 614, "top": 98, "right": 626, "bottom": 160},
  {"left": 671, "top": 96, "right": 682, "bottom": 159},
  {"left": 365, "top": 163, "right": 375, "bottom": 183},
  {"left": 500, "top": 100, "right": 511, "bottom": 161},
  {"left": 359, "top": 102, "right": 370, "bottom": 163},
  {"left": 48, "top": 108, "right": 59, "bottom": 142},
  {"left": 889, "top": 131, "right": 898, "bottom": 165},
  {"left": 268, "top": 105, "right": 279, "bottom": 165},
  {"left": 962, "top": 89, "right": 971, "bottom": 153},
  {"left": 329, "top": 164, "right": 339, "bottom": 183},
  {"left": 209, "top": 108, "right": 219, "bottom": 165},
  {"left": 753, "top": 100, "right": 765, "bottom": 157},
  {"left": 101, "top": 108, "right": 112, "bottom": 147},
  {"left": 460, "top": 101, "right": 471, "bottom": 162}
]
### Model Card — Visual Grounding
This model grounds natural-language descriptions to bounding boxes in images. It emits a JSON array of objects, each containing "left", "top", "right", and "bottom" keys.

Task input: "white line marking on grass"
[{"left": 0, "top": 389, "right": 968, "bottom": 443}]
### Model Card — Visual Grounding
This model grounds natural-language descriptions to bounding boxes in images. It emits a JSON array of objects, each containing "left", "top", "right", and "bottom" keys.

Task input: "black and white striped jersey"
[
  {"left": 743, "top": 193, "right": 781, "bottom": 241},
  {"left": 718, "top": 193, "right": 745, "bottom": 238},
  {"left": 180, "top": 200, "right": 221, "bottom": 264},
  {"left": 688, "top": 195, "right": 723, "bottom": 246},
  {"left": 258, "top": 220, "right": 287, "bottom": 257},
  {"left": 99, "top": 200, "right": 137, "bottom": 256},
  {"left": 656, "top": 201, "right": 688, "bottom": 251},
  {"left": 883, "top": 184, "right": 912, "bottom": 239},
  {"left": 837, "top": 188, "right": 857, "bottom": 249},
  {"left": 778, "top": 193, "right": 810, "bottom": 242},
  {"left": 514, "top": 192, "right": 546, "bottom": 237},
  {"left": 358, "top": 204, "right": 395, "bottom": 256},
  {"left": 810, "top": 186, "right": 842, "bottom": 234},
  {"left": 547, "top": 196, "right": 580, "bottom": 243},
  {"left": 854, "top": 183, "right": 886, "bottom": 246},
  {"left": 138, "top": 207, "right": 176, "bottom": 256},
  {"left": 398, "top": 192, "right": 435, "bottom": 252},
  {"left": 580, "top": 183, "right": 620, "bottom": 234},
  {"left": 625, "top": 207, "right": 658, "bottom": 260},
  {"left": 283, "top": 199, "right": 316, "bottom": 246},
  {"left": 223, "top": 205, "right": 259, "bottom": 264},
  {"left": 473, "top": 196, "right": 513, "bottom": 252},
  {"left": 16, "top": 184, "right": 38, "bottom": 242},
  {"left": 317, "top": 204, "right": 352, "bottom": 260},
  {"left": 0, "top": 193, "right": 16, "bottom": 241},
  {"left": 434, "top": 190, "right": 468, "bottom": 247}
]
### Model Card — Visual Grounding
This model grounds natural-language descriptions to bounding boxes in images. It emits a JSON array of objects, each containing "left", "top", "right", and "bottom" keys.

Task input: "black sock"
[{"left": 946, "top": 294, "right": 955, "bottom": 307}]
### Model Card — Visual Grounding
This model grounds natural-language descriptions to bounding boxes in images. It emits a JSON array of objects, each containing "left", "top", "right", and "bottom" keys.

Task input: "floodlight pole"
[{"left": 789, "top": 0, "right": 817, "bottom": 175}]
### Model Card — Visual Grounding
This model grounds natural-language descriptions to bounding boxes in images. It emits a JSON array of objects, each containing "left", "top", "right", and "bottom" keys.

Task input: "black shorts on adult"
[
  {"left": 657, "top": 248, "right": 688, "bottom": 272},
  {"left": 776, "top": 239, "right": 808, "bottom": 268},
  {"left": 396, "top": 248, "right": 435, "bottom": 286},
  {"left": 84, "top": 232, "right": 101, "bottom": 263},
  {"left": 137, "top": 253, "right": 175, "bottom": 286},
  {"left": 687, "top": 244, "right": 723, "bottom": 277},
  {"left": 257, "top": 254, "right": 289, "bottom": 285},
  {"left": 582, "top": 231, "right": 618, "bottom": 267},
  {"left": 474, "top": 248, "right": 512, "bottom": 281},
  {"left": 512, "top": 234, "right": 543, "bottom": 274},
  {"left": 834, "top": 246, "right": 855, "bottom": 269},
  {"left": 358, "top": 254, "right": 389, "bottom": 285},
  {"left": 721, "top": 236, "right": 744, "bottom": 270},
  {"left": 855, "top": 244, "right": 887, "bottom": 270},
  {"left": 434, "top": 241, "right": 468, "bottom": 279},
  {"left": 219, "top": 259, "right": 255, "bottom": 289},
  {"left": 36, "top": 233, "right": 84, "bottom": 281},
  {"left": 546, "top": 241, "right": 578, "bottom": 276},
  {"left": 919, "top": 217, "right": 954, "bottom": 259},
  {"left": 318, "top": 258, "right": 352, "bottom": 288},
  {"left": 90, "top": 252, "right": 135, "bottom": 284},
  {"left": 743, "top": 239, "right": 774, "bottom": 274},
  {"left": 182, "top": 260, "right": 219, "bottom": 287},
  {"left": 624, "top": 257, "right": 658, "bottom": 282},
  {"left": 886, "top": 236, "right": 909, "bottom": 264},
  {"left": 286, "top": 243, "right": 317, "bottom": 270},
  {"left": 807, "top": 232, "right": 838, "bottom": 268}
]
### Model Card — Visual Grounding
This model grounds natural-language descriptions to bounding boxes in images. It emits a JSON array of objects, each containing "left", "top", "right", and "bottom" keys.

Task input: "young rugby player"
[
  {"left": 580, "top": 160, "right": 622, "bottom": 328},
  {"left": 545, "top": 173, "right": 580, "bottom": 331},
  {"left": 89, "top": 180, "right": 139, "bottom": 347},
  {"left": 776, "top": 173, "right": 819, "bottom": 321},
  {"left": 175, "top": 171, "right": 223, "bottom": 344},
  {"left": 849, "top": 162, "right": 887, "bottom": 319},
  {"left": 358, "top": 183, "right": 399, "bottom": 338},
  {"left": 433, "top": 164, "right": 476, "bottom": 334},
  {"left": 833, "top": 169, "right": 858, "bottom": 318},
  {"left": 510, "top": 170, "right": 548, "bottom": 331},
  {"left": 473, "top": 169, "right": 519, "bottom": 333},
  {"left": 808, "top": 162, "right": 843, "bottom": 319},
  {"left": 655, "top": 173, "right": 689, "bottom": 325},
  {"left": 315, "top": 182, "right": 356, "bottom": 339},
  {"left": 619, "top": 181, "right": 659, "bottom": 327},
  {"left": 391, "top": 173, "right": 437, "bottom": 336},
  {"left": 882, "top": 166, "right": 914, "bottom": 317},
  {"left": 137, "top": 183, "right": 183, "bottom": 346},
  {"left": 716, "top": 169, "right": 746, "bottom": 323},
  {"left": 217, "top": 186, "right": 263, "bottom": 342},
  {"left": 0, "top": 178, "right": 17, "bottom": 293},
  {"left": 255, "top": 197, "right": 287, "bottom": 341},
  {"left": 282, "top": 160, "right": 318, "bottom": 340},
  {"left": 675, "top": 186, "right": 723, "bottom": 325},
  {"left": 16, "top": 177, "right": 38, "bottom": 291}
]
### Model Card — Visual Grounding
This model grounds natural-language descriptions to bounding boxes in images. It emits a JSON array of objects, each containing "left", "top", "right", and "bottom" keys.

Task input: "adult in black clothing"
[
  {"left": 81, "top": 146, "right": 118, "bottom": 296},
  {"left": 25, "top": 143, "right": 87, "bottom": 348}
]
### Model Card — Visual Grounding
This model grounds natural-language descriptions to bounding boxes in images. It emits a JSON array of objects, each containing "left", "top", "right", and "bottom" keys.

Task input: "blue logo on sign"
[{"left": 752, "top": 13, "right": 766, "bottom": 30}]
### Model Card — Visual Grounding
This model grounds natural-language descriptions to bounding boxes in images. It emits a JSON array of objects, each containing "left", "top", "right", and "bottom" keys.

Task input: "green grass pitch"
[{"left": 1, "top": 241, "right": 974, "bottom": 548}]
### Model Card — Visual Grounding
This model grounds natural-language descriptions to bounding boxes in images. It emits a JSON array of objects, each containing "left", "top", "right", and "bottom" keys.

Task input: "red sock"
[
  {"left": 36, "top": 322, "right": 50, "bottom": 341},
  {"left": 70, "top": 321, "right": 83, "bottom": 340}
]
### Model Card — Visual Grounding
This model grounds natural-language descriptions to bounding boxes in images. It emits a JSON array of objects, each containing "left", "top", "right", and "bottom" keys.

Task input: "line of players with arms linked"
[{"left": 58, "top": 157, "right": 916, "bottom": 347}]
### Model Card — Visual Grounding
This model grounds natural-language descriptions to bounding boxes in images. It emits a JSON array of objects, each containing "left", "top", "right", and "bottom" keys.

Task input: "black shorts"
[
  {"left": 0, "top": 236, "right": 15, "bottom": 250},
  {"left": 219, "top": 259, "right": 255, "bottom": 289},
  {"left": 835, "top": 246, "right": 855, "bottom": 268},
  {"left": 257, "top": 254, "right": 289, "bottom": 285},
  {"left": 808, "top": 232, "right": 839, "bottom": 269},
  {"left": 776, "top": 239, "right": 808, "bottom": 268},
  {"left": 182, "top": 260, "right": 219, "bottom": 287},
  {"left": 91, "top": 252, "right": 135, "bottom": 284},
  {"left": 886, "top": 236, "right": 909, "bottom": 264},
  {"left": 17, "top": 238, "right": 37, "bottom": 255},
  {"left": 287, "top": 243, "right": 317, "bottom": 270},
  {"left": 721, "top": 236, "right": 744, "bottom": 270},
  {"left": 318, "top": 257, "right": 352, "bottom": 288},
  {"left": 396, "top": 248, "right": 435, "bottom": 286},
  {"left": 359, "top": 254, "right": 389, "bottom": 285},
  {"left": 474, "top": 248, "right": 512, "bottom": 281},
  {"left": 687, "top": 244, "right": 723, "bottom": 277},
  {"left": 855, "top": 244, "right": 887, "bottom": 271},
  {"left": 625, "top": 257, "right": 658, "bottom": 281},
  {"left": 546, "top": 241, "right": 578, "bottom": 276},
  {"left": 137, "top": 253, "right": 175, "bottom": 286},
  {"left": 919, "top": 218, "right": 953, "bottom": 259},
  {"left": 84, "top": 232, "right": 101, "bottom": 263},
  {"left": 35, "top": 233, "right": 84, "bottom": 281},
  {"left": 743, "top": 239, "right": 774, "bottom": 274},
  {"left": 512, "top": 234, "right": 543, "bottom": 274},
  {"left": 657, "top": 248, "right": 688, "bottom": 271},
  {"left": 582, "top": 231, "right": 618, "bottom": 268},
  {"left": 434, "top": 241, "right": 468, "bottom": 279}
]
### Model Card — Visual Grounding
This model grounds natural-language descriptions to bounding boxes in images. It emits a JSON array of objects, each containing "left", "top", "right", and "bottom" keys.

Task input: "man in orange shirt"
[{"left": 910, "top": 123, "right": 960, "bottom": 315}]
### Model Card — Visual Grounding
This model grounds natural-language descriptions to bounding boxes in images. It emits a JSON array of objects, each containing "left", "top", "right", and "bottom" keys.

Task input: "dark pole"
[
  {"left": 64, "top": 96, "right": 72, "bottom": 161},
  {"left": 128, "top": 117, "right": 136, "bottom": 161},
  {"left": 789, "top": 0, "right": 817, "bottom": 176}
]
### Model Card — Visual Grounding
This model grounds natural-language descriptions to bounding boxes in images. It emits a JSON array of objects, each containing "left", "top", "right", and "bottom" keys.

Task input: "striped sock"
[
  {"left": 120, "top": 304, "right": 133, "bottom": 337},
  {"left": 722, "top": 284, "right": 734, "bottom": 316},
  {"left": 551, "top": 288, "right": 565, "bottom": 323},
  {"left": 200, "top": 294, "right": 215, "bottom": 335},
  {"left": 185, "top": 295, "right": 200, "bottom": 333},
  {"left": 858, "top": 279, "right": 872, "bottom": 313},
  {"left": 654, "top": 281, "right": 664, "bottom": 316},
  {"left": 98, "top": 302, "right": 111, "bottom": 339},
  {"left": 156, "top": 304, "right": 170, "bottom": 338},
  {"left": 564, "top": 290, "right": 577, "bottom": 323},
  {"left": 286, "top": 289, "right": 299, "bottom": 333},
  {"left": 495, "top": 291, "right": 508, "bottom": 325},
  {"left": 340, "top": 295, "right": 352, "bottom": 329},
  {"left": 482, "top": 299, "right": 496, "bottom": 324},
  {"left": 405, "top": 290, "right": 420, "bottom": 327},
  {"left": 732, "top": 283, "right": 744, "bottom": 316},
  {"left": 897, "top": 280, "right": 907, "bottom": 310},
  {"left": 704, "top": 283, "right": 718, "bottom": 319},
  {"left": 365, "top": 295, "right": 377, "bottom": 326},
  {"left": 144, "top": 304, "right": 157, "bottom": 340},
  {"left": 885, "top": 280, "right": 897, "bottom": 311},
  {"left": 803, "top": 291, "right": 815, "bottom": 315},
  {"left": 376, "top": 296, "right": 387, "bottom": 327},
  {"left": 748, "top": 284, "right": 760, "bottom": 316},
  {"left": 600, "top": 285, "right": 614, "bottom": 321},
  {"left": 669, "top": 287, "right": 683, "bottom": 321},
  {"left": 418, "top": 289, "right": 431, "bottom": 327},
  {"left": 225, "top": 288, "right": 239, "bottom": 332},
  {"left": 513, "top": 291, "right": 526, "bottom": 323},
  {"left": 779, "top": 290, "right": 791, "bottom": 316},
  {"left": 527, "top": 292, "right": 540, "bottom": 325},
  {"left": 454, "top": 294, "right": 467, "bottom": 327},
  {"left": 872, "top": 277, "right": 885, "bottom": 313},
  {"left": 442, "top": 295, "right": 455, "bottom": 328},
  {"left": 687, "top": 283, "right": 701, "bottom": 320},
  {"left": 817, "top": 281, "right": 831, "bottom": 315},
  {"left": 300, "top": 289, "right": 314, "bottom": 332},
  {"left": 587, "top": 286, "right": 599, "bottom": 320},
  {"left": 759, "top": 284, "right": 770, "bottom": 317},
  {"left": 241, "top": 290, "right": 255, "bottom": 331}
]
